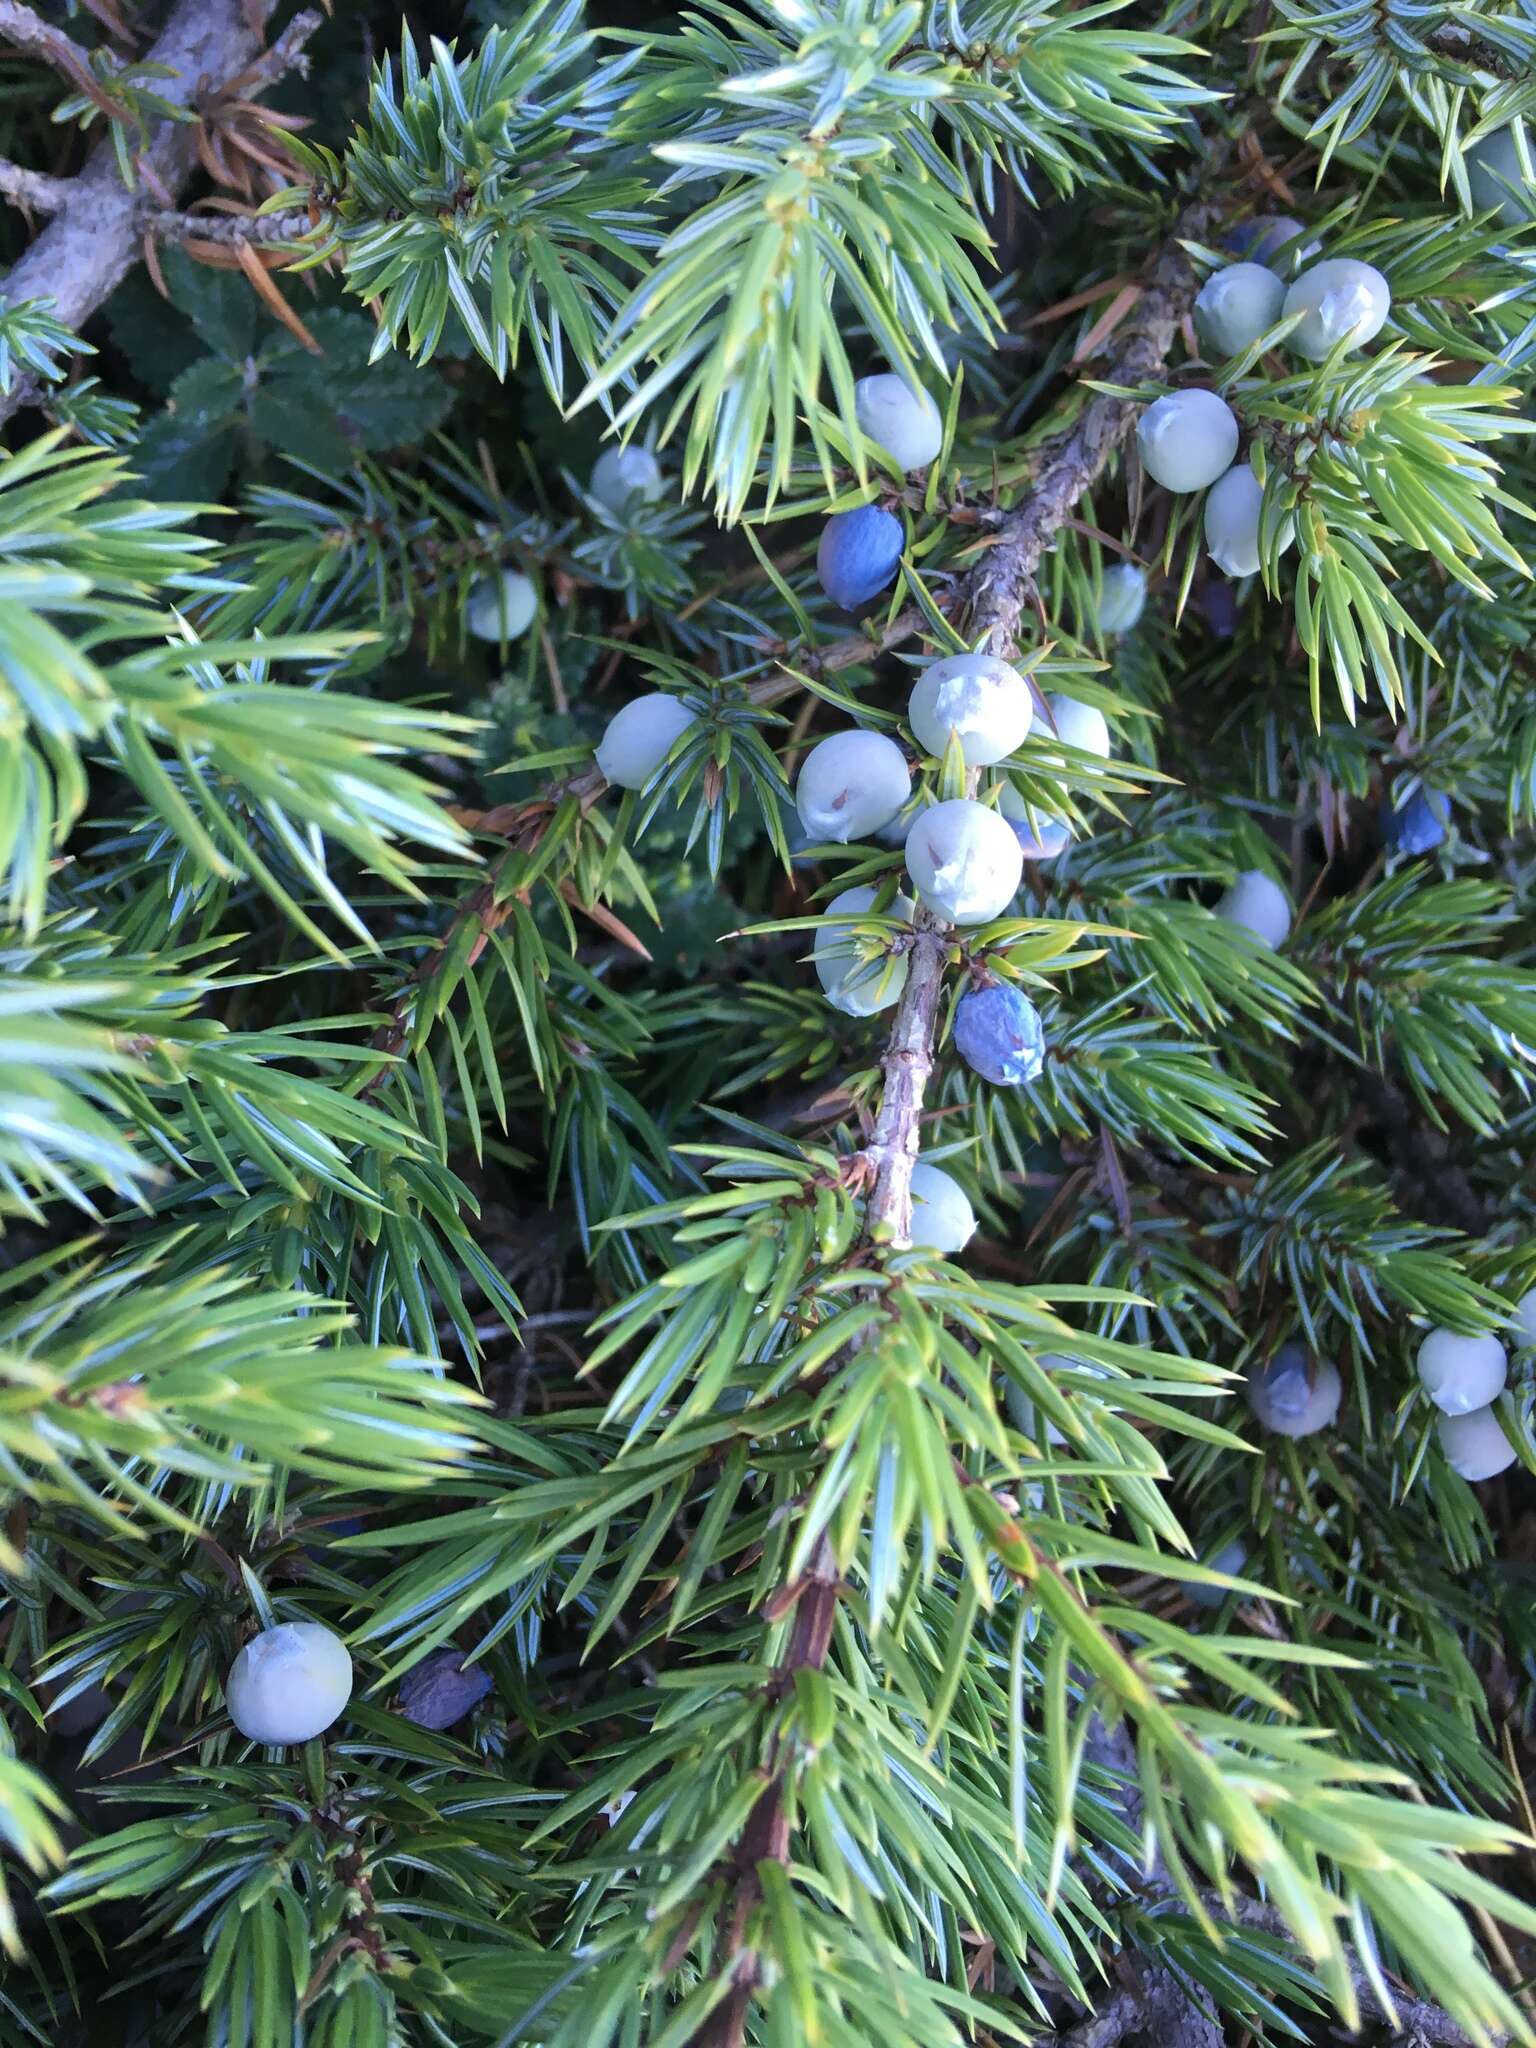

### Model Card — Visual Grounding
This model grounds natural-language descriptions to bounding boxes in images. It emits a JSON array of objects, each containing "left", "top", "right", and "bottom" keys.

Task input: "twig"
[
  {"left": 967, "top": 196, "right": 1219, "bottom": 656},
  {"left": 686, "top": 192, "right": 1223, "bottom": 2048},
  {"left": 139, "top": 202, "right": 312, "bottom": 246},
  {"left": 0, "top": 0, "right": 281, "bottom": 430},
  {"left": 0, "top": 0, "right": 99, "bottom": 91},
  {"left": 0, "top": 155, "right": 69, "bottom": 214},
  {"left": 225, "top": 6, "right": 322, "bottom": 95}
]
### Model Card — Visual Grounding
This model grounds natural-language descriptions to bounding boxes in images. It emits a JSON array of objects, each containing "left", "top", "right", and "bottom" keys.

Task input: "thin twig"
[
  {"left": 0, "top": 0, "right": 101, "bottom": 95},
  {"left": 0, "top": 155, "right": 70, "bottom": 213},
  {"left": 139, "top": 202, "right": 313, "bottom": 245},
  {"left": 0, "top": 0, "right": 285, "bottom": 430}
]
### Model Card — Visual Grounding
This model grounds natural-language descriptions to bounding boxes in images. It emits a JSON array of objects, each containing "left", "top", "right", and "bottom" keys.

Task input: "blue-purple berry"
[
  {"left": 817, "top": 504, "right": 904, "bottom": 610},
  {"left": 398, "top": 1650, "right": 493, "bottom": 1731},
  {"left": 1382, "top": 785, "right": 1449, "bottom": 856},
  {"left": 953, "top": 984, "right": 1046, "bottom": 1087}
]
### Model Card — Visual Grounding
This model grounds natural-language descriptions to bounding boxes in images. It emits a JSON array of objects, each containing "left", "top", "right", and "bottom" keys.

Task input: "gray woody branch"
[
  {"left": 693, "top": 198, "right": 1221, "bottom": 2048},
  {"left": 0, "top": 0, "right": 319, "bottom": 429},
  {"left": 858, "top": 199, "right": 1220, "bottom": 1251}
]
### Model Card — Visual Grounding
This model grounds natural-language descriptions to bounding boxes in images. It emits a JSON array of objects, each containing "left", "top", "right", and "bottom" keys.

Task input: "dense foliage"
[{"left": 0, "top": 1, "right": 1534, "bottom": 2045}]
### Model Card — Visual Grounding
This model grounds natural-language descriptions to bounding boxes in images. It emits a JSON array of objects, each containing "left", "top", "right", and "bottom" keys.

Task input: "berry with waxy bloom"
[
  {"left": 226, "top": 1623, "right": 352, "bottom": 1746},
  {"left": 853, "top": 374, "right": 944, "bottom": 471},
  {"left": 1136, "top": 388, "right": 1240, "bottom": 493},
  {"left": 795, "top": 729, "right": 911, "bottom": 844},
  {"left": 813, "top": 884, "right": 914, "bottom": 1016},
  {"left": 1095, "top": 562, "right": 1147, "bottom": 636},
  {"left": 1438, "top": 1404, "right": 1517, "bottom": 1481},
  {"left": 817, "top": 504, "right": 904, "bottom": 609},
  {"left": 908, "top": 652, "right": 1033, "bottom": 767},
  {"left": 953, "top": 983, "right": 1045, "bottom": 1086},
  {"left": 1204, "top": 462, "right": 1294, "bottom": 579},
  {"left": 590, "top": 445, "right": 664, "bottom": 512},
  {"left": 466, "top": 569, "right": 538, "bottom": 642},
  {"left": 904, "top": 798, "right": 1023, "bottom": 925},
  {"left": 596, "top": 694, "right": 699, "bottom": 790},
  {"left": 1282, "top": 258, "right": 1391, "bottom": 359},
  {"left": 1382, "top": 786, "right": 1450, "bottom": 856},
  {"left": 1195, "top": 262, "right": 1285, "bottom": 359},
  {"left": 1416, "top": 1329, "right": 1507, "bottom": 1416},
  {"left": 908, "top": 1161, "right": 976, "bottom": 1254},
  {"left": 1216, "top": 869, "right": 1291, "bottom": 949},
  {"left": 1248, "top": 1342, "right": 1341, "bottom": 1437}
]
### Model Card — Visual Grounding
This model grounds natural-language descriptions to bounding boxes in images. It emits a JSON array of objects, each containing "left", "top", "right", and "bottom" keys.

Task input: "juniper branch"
[
  {"left": 140, "top": 203, "right": 314, "bottom": 246},
  {"left": 0, "top": 0, "right": 280, "bottom": 428},
  {"left": 0, "top": 155, "right": 69, "bottom": 213}
]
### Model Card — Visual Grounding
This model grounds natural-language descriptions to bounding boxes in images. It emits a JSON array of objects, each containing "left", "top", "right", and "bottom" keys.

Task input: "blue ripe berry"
[
  {"left": 1247, "top": 1342, "right": 1341, "bottom": 1438},
  {"left": 953, "top": 984, "right": 1045, "bottom": 1087},
  {"left": 817, "top": 504, "right": 904, "bottom": 610},
  {"left": 1226, "top": 215, "right": 1309, "bottom": 266},
  {"left": 1382, "top": 785, "right": 1450, "bottom": 855},
  {"left": 398, "top": 1649, "right": 493, "bottom": 1731}
]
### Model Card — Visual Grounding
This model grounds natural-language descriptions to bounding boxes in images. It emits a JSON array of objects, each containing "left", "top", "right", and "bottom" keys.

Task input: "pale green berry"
[
  {"left": 466, "top": 569, "right": 538, "bottom": 642},
  {"left": 908, "top": 1161, "right": 975, "bottom": 1254},
  {"left": 596, "top": 694, "right": 698, "bottom": 790},
  {"left": 853, "top": 374, "right": 944, "bottom": 471},
  {"left": 813, "top": 884, "right": 914, "bottom": 1016},
  {"left": 1216, "top": 869, "right": 1290, "bottom": 949},
  {"left": 908, "top": 652, "right": 1032, "bottom": 767},
  {"left": 226, "top": 1622, "right": 352, "bottom": 1746},
  {"left": 1416, "top": 1329, "right": 1507, "bottom": 1416},
  {"left": 1282, "top": 258, "right": 1391, "bottom": 359},
  {"left": 1195, "top": 262, "right": 1285, "bottom": 359},
  {"left": 1136, "top": 389, "right": 1240, "bottom": 493}
]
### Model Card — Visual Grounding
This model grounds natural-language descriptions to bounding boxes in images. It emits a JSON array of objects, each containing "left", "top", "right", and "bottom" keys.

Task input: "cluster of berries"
[{"left": 1140, "top": 219, "right": 1390, "bottom": 581}]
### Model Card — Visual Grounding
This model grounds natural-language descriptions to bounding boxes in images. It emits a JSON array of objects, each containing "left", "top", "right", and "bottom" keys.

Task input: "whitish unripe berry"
[
  {"left": 908, "top": 1161, "right": 976, "bottom": 1254},
  {"left": 1416, "top": 1329, "right": 1508, "bottom": 1415},
  {"left": 1136, "top": 388, "right": 1240, "bottom": 494},
  {"left": 1227, "top": 216, "right": 1309, "bottom": 266},
  {"left": 853, "top": 374, "right": 944, "bottom": 472},
  {"left": 1204, "top": 463, "right": 1294, "bottom": 579},
  {"left": 1516, "top": 1289, "right": 1536, "bottom": 1346},
  {"left": 1043, "top": 694, "right": 1112, "bottom": 761},
  {"left": 796, "top": 729, "right": 911, "bottom": 844},
  {"left": 908, "top": 653, "right": 1033, "bottom": 767},
  {"left": 953, "top": 983, "right": 1045, "bottom": 1086},
  {"left": 595, "top": 694, "right": 699, "bottom": 790},
  {"left": 226, "top": 1622, "right": 352, "bottom": 1746},
  {"left": 1438, "top": 1404, "right": 1516, "bottom": 1481},
  {"left": 817, "top": 504, "right": 905, "bottom": 610},
  {"left": 1282, "top": 258, "right": 1391, "bottom": 359},
  {"left": 813, "top": 885, "right": 914, "bottom": 1016},
  {"left": 1195, "top": 262, "right": 1285, "bottom": 359},
  {"left": 590, "top": 445, "right": 664, "bottom": 513},
  {"left": 1382, "top": 786, "right": 1450, "bottom": 856},
  {"left": 1216, "top": 869, "right": 1291, "bottom": 950},
  {"left": 466, "top": 569, "right": 538, "bottom": 642},
  {"left": 999, "top": 782, "right": 1072, "bottom": 860},
  {"left": 904, "top": 798, "right": 1023, "bottom": 925},
  {"left": 1188, "top": 1539, "right": 1249, "bottom": 1609},
  {"left": 1467, "top": 126, "right": 1534, "bottom": 227},
  {"left": 1095, "top": 563, "right": 1147, "bottom": 636},
  {"left": 1248, "top": 1343, "right": 1341, "bottom": 1437}
]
